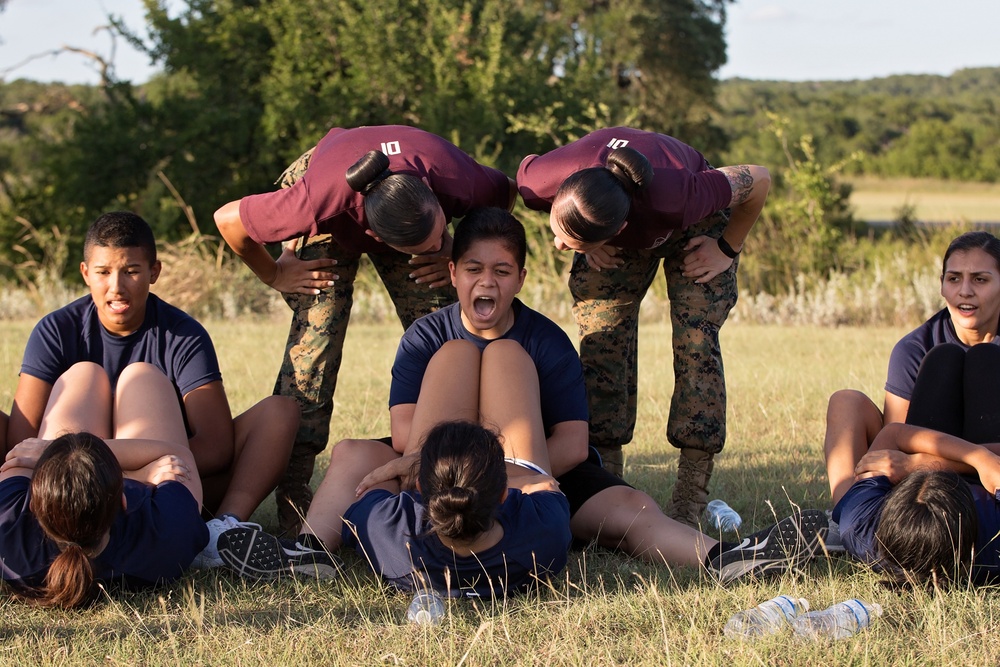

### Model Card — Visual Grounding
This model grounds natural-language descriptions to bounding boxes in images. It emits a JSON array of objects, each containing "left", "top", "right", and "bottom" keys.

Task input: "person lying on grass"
[
  {"left": 0, "top": 362, "right": 205, "bottom": 608},
  {"left": 5, "top": 211, "right": 298, "bottom": 569},
  {"left": 217, "top": 208, "right": 828, "bottom": 588},
  {"left": 830, "top": 342, "right": 1000, "bottom": 587}
]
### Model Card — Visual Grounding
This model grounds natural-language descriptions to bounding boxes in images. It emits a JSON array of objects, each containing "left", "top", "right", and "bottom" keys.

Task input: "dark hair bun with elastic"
[
  {"left": 606, "top": 147, "right": 653, "bottom": 195},
  {"left": 346, "top": 150, "right": 392, "bottom": 195}
]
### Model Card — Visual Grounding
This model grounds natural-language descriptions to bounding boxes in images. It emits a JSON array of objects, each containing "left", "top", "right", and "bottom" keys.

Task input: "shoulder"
[{"left": 32, "top": 296, "right": 92, "bottom": 334}]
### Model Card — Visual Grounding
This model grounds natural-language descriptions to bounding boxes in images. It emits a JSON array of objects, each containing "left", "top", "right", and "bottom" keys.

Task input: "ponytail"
[
  {"left": 37, "top": 544, "right": 98, "bottom": 608},
  {"left": 345, "top": 150, "right": 441, "bottom": 248},
  {"left": 551, "top": 147, "right": 653, "bottom": 243}
]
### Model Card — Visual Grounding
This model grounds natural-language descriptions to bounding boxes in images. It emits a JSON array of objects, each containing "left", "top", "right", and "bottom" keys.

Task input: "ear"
[
  {"left": 449, "top": 261, "right": 458, "bottom": 287},
  {"left": 364, "top": 229, "right": 383, "bottom": 243},
  {"left": 80, "top": 261, "right": 90, "bottom": 285},
  {"left": 618, "top": 220, "right": 628, "bottom": 233},
  {"left": 149, "top": 260, "right": 162, "bottom": 285},
  {"left": 515, "top": 267, "right": 526, "bottom": 293}
]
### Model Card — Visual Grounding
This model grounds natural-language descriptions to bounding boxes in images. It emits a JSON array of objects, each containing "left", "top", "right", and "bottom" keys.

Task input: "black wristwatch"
[{"left": 717, "top": 236, "right": 740, "bottom": 259}]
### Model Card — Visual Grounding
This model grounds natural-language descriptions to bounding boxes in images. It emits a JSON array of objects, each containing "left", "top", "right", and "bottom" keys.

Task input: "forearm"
[
  {"left": 717, "top": 165, "right": 770, "bottom": 249},
  {"left": 888, "top": 423, "right": 1000, "bottom": 472},
  {"left": 105, "top": 439, "right": 195, "bottom": 473},
  {"left": 214, "top": 200, "right": 279, "bottom": 286}
]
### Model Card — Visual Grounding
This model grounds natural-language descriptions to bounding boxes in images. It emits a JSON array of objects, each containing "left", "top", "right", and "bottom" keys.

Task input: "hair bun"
[
  {"left": 346, "top": 150, "right": 392, "bottom": 195},
  {"left": 606, "top": 147, "right": 653, "bottom": 195}
]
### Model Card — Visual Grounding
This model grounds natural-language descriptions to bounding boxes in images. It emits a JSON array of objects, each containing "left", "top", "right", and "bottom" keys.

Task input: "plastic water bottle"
[
  {"left": 705, "top": 499, "right": 743, "bottom": 532},
  {"left": 791, "top": 599, "right": 882, "bottom": 639},
  {"left": 723, "top": 595, "right": 809, "bottom": 638},
  {"left": 406, "top": 592, "right": 446, "bottom": 626}
]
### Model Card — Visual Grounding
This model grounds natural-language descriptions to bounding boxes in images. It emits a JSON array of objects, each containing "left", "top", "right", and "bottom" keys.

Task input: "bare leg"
[
  {"left": 38, "top": 362, "right": 113, "bottom": 439},
  {"left": 824, "top": 389, "right": 883, "bottom": 504},
  {"left": 570, "top": 486, "right": 716, "bottom": 566},
  {"left": 406, "top": 339, "right": 482, "bottom": 452},
  {"left": 114, "top": 363, "right": 188, "bottom": 444},
  {"left": 301, "top": 438, "right": 401, "bottom": 550},
  {"left": 205, "top": 395, "right": 298, "bottom": 520},
  {"left": 479, "top": 339, "right": 552, "bottom": 474}
]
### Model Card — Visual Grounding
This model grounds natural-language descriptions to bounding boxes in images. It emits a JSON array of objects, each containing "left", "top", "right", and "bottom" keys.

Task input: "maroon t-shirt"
[
  {"left": 240, "top": 126, "right": 511, "bottom": 253},
  {"left": 517, "top": 127, "right": 732, "bottom": 250}
]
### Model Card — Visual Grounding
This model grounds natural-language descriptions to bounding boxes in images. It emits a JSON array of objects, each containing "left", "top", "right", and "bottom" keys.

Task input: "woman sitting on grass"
[
  {"left": 830, "top": 341, "right": 1000, "bottom": 586},
  {"left": 0, "top": 362, "right": 207, "bottom": 608},
  {"left": 825, "top": 230, "right": 1000, "bottom": 502}
]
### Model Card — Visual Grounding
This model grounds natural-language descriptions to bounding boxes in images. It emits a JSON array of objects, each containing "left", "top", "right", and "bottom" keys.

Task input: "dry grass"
[{"left": 3, "top": 316, "right": 1000, "bottom": 665}]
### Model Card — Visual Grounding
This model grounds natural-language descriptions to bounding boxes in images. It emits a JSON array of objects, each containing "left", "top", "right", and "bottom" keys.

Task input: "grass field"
[
  {"left": 848, "top": 176, "right": 1000, "bottom": 224},
  {"left": 2, "top": 315, "right": 999, "bottom": 665}
]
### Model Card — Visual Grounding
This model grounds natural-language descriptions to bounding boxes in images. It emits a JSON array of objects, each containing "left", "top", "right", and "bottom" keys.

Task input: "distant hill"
[{"left": 714, "top": 67, "right": 1000, "bottom": 183}]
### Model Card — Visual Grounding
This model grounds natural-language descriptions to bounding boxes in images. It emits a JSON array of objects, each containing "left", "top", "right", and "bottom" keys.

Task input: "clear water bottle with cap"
[
  {"left": 723, "top": 595, "right": 809, "bottom": 638},
  {"left": 791, "top": 598, "right": 882, "bottom": 639},
  {"left": 406, "top": 591, "right": 446, "bottom": 626},
  {"left": 705, "top": 499, "right": 743, "bottom": 532}
]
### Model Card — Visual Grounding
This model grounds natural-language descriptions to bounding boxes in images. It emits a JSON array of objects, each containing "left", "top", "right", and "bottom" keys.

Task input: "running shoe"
[
  {"left": 218, "top": 526, "right": 342, "bottom": 581},
  {"left": 191, "top": 515, "right": 262, "bottom": 569},
  {"left": 709, "top": 508, "right": 828, "bottom": 584}
]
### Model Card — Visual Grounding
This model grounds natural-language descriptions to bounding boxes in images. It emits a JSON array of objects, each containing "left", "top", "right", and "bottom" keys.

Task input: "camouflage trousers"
[
  {"left": 571, "top": 211, "right": 737, "bottom": 456},
  {"left": 273, "top": 235, "right": 456, "bottom": 526}
]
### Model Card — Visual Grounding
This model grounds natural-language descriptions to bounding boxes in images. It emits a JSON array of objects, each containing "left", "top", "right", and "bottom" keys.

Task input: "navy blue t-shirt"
[
  {"left": 389, "top": 299, "right": 588, "bottom": 430},
  {"left": 342, "top": 487, "right": 571, "bottom": 597},
  {"left": 885, "top": 308, "right": 1000, "bottom": 401},
  {"left": 0, "top": 476, "right": 209, "bottom": 591},
  {"left": 834, "top": 475, "right": 1000, "bottom": 584},
  {"left": 20, "top": 293, "right": 222, "bottom": 396}
]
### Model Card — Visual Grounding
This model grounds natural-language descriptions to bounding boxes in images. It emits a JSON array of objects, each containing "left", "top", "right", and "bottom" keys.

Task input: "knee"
[
  {"left": 329, "top": 438, "right": 375, "bottom": 466},
  {"left": 827, "top": 389, "right": 873, "bottom": 419}
]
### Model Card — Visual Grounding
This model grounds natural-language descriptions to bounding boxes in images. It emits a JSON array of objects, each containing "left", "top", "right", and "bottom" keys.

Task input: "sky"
[{"left": 1, "top": 0, "right": 998, "bottom": 85}]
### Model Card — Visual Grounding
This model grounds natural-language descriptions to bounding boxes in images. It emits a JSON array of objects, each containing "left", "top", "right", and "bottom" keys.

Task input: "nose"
[
  {"left": 960, "top": 277, "right": 975, "bottom": 295},
  {"left": 553, "top": 236, "right": 569, "bottom": 251}
]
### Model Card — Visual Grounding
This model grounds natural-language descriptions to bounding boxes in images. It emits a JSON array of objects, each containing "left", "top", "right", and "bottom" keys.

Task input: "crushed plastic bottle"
[
  {"left": 705, "top": 499, "right": 743, "bottom": 532},
  {"left": 791, "top": 599, "right": 882, "bottom": 640},
  {"left": 406, "top": 592, "right": 446, "bottom": 626},
  {"left": 723, "top": 595, "right": 809, "bottom": 638}
]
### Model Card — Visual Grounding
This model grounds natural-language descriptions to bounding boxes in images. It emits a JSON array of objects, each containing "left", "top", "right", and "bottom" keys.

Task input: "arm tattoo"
[{"left": 717, "top": 165, "right": 754, "bottom": 207}]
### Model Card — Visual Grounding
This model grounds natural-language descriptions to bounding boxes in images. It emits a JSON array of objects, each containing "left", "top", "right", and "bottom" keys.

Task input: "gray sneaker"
[
  {"left": 219, "top": 527, "right": 342, "bottom": 581},
  {"left": 709, "top": 509, "right": 828, "bottom": 584}
]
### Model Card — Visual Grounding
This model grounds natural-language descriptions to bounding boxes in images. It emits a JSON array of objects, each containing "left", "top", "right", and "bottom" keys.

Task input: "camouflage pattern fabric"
[
  {"left": 571, "top": 211, "right": 737, "bottom": 458},
  {"left": 269, "top": 146, "right": 456, "bottom": 531}
]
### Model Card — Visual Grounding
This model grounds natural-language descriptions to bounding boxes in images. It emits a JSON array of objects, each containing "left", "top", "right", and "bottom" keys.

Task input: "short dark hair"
[
  {"left": 27, "top": 432, "right": 124, "bottom": 608},
  {"left": 941, "top": 231, "right": 1000, "bottom": 278},
  {"left": 452, "top": 208, "right": 527, "bottom": 269},
  {"left": 346, "top": 150, "right": 442, "bottom": 248},
  {"left": 83, "top": 211, "right": 157, "bottom": 265},
  {"left": 418, "top": 421, "right": 507, "bottom": 542},
  {"left": 550, "top": 146, "right": 653, "bottom": 243},
  {"left": 875, "top": 470, "right": 978, "bottom": 588}
]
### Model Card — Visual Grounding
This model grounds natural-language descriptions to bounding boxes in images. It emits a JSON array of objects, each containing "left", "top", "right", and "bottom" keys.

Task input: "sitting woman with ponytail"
[
  {"left": 0, "top": 361, "right": 207, "bottom": 608},
  {"left": 213, "top": 126, "right": 516, "bottom": 532},
  {"left": 516, "top": 128, "right": 771, "bottom": 528}
]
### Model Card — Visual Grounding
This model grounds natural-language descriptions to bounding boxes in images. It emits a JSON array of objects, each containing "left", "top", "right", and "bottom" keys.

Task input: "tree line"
[{"left": 0, "top": 0, "right": 996, "bottom": 294}]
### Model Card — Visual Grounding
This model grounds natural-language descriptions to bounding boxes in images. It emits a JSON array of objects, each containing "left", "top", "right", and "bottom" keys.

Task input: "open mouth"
[
  {"left": 473, "top": 296, "right": 497, "bottom": 319},
  {"left": 957, "top": 304, "right": 978, "bottom": 315},
  {"left": 108, "top": 299, "right": 130, "bottom": 314}
]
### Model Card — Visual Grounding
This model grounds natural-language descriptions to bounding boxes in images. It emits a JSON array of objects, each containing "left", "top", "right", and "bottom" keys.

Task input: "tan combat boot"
[
  {"left": 667, "top": 448, "right": 714, "bottom": 528},
  {"left": 594, "top": 445, "right": 624, "bottom": 478}
]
